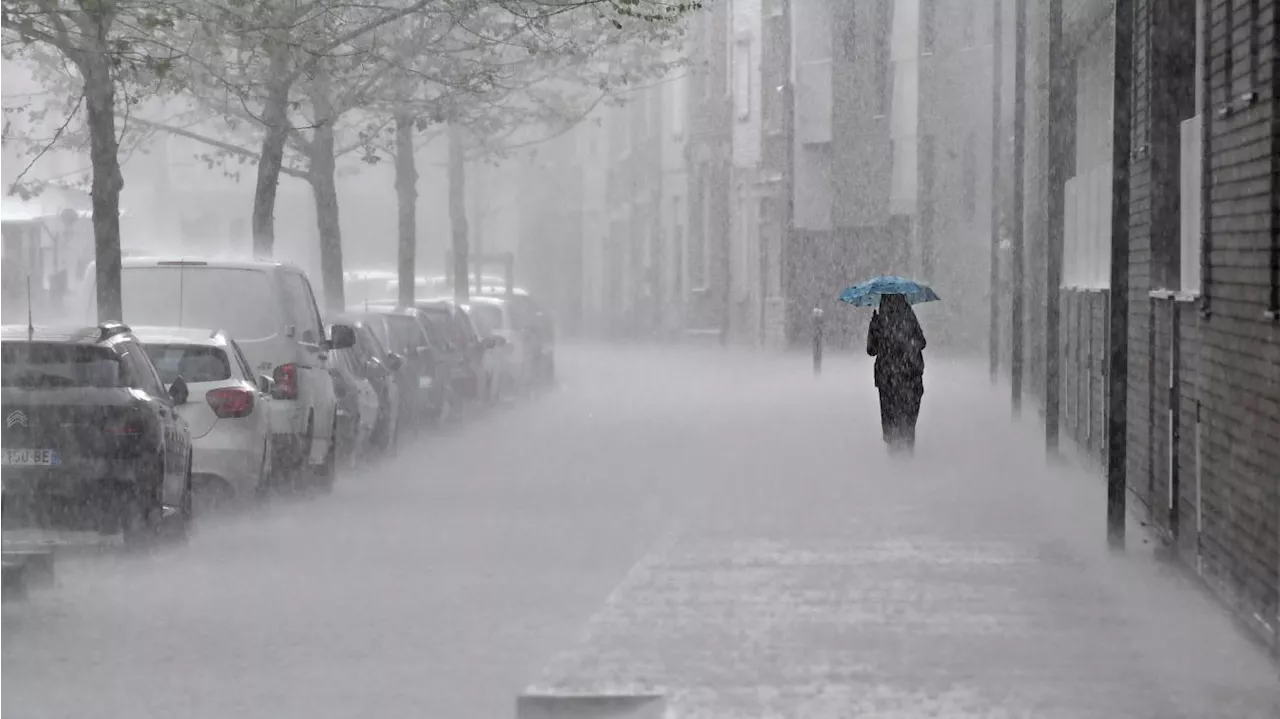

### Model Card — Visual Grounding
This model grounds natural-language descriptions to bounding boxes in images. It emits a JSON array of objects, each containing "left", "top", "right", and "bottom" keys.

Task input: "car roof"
[
  {"left": 120, "top": 256, "right": 299, "bottom": 273},
  {"left": 466, "top": 295, "right": 507, "bottom": 308},
  {"left": 129, "top": 326, "right": 229, "bottom": 346},
  {"left": 0, "top": 322, "right": 146, "bottom": 344}
]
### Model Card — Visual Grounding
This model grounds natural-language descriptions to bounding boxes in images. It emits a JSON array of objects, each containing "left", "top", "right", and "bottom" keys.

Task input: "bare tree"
[{"left": 2, "top": 0, "right": 185, "bottom": 320}]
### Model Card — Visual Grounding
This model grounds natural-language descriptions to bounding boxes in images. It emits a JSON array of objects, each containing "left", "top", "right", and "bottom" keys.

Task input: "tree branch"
[{"left": 129, "top": 117, "right": 310, "bottom": 179}]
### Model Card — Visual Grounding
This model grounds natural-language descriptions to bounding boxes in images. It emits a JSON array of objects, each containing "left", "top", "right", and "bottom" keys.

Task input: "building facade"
[{"left": 1000, "top": 0, "right": 1280, "bottom": 650}]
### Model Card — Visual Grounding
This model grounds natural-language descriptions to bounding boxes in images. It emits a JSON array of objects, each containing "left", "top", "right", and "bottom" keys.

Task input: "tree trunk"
[
  {"left": 81, "top": 54, "right": 124, "bottom": 322},
  {"left": 309, "top": 125, "right": 345, "bottom": 314},
  {"left": 251, "top": 48, "right": 292, "bottom": 259},
  {"left": 448, "top": 125, "right": 469, "bottom": 304},
  {"left": 394, "top": 111, "right": 418, "bottom": 309}
]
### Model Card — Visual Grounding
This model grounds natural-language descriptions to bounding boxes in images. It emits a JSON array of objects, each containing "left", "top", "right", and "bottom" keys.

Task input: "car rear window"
[
  {"left": 144, "top": 344, "right": 232, "bottom": 384},
  {"left": 121, "top": 267, "right": 280, "bottom": 341},
  {"left": 384, "top": 315, "right": 426, "bottom": 353},
  {"left": 0, "top": 342, "right": 121, "bottom": 388}
]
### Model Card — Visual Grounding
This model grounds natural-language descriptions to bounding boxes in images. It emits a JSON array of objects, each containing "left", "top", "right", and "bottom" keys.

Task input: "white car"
[
  {"left": 136, "top": 328, "right": 273, "bottom": 503},
  {"left": 463, "top": 296, "right": 527, "bottom": 399},
  {"left": 80, "top": 258, "right": 356, "bottom": 488}
]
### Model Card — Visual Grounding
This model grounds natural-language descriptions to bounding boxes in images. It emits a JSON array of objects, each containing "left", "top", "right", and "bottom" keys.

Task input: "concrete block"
[{"left": 516, "top": 693, "right": 668, "bottom": 719}]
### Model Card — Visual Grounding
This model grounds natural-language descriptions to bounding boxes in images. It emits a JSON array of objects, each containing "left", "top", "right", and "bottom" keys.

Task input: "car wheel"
[
  {"left": 123, "top": 455, "right": 171, "bottom": 550},
  {"left": 165, "top": 456, "right": 194, "bottom": 544}
]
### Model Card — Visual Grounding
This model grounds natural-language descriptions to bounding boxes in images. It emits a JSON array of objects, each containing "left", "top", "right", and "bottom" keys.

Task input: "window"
[
  {"left": 1179, "top": 114, "right": 1202, "bottom": 295},
  {"left": 875, "top": 0, "right": 893, "bottom": 116},
  {"left": 1, "top": 343, "right": 120, "bottom": 388},
  {"left": 120, "top": 267, "right": 280, "bottom": 341},
  {"left": 144, "top": 344, "right": 232, "bottom": 385},
  {"left": 230, "top": 341, "right": 255, "bottom": 381},
  {"left": 734, "top": 39, "right": 752, "bottom": 121},
  {"left": 921, "top": 0, "right": 936, "bottom": 54},
  {"left": 119, "top": 341, "right": 167, "bottom": 397},
  {"left": 281, "top": 272, "right": 323, "bottom": 344}
]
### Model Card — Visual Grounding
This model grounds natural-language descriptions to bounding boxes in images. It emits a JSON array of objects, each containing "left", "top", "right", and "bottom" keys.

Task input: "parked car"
[
  {"left": 136, "top": 327, "right": 274, "bottom": 505},
  {"left": 472, "top": 287, "right": 555, "bottom": 386},
  {"left": 355, "top": 307, "right": 450, "bottom": 426},
  {"left": 81, "top": 258, "right": 356, "bottom": 488},
  {"left": 414, "top": 298, "right": 493, "bottom": 407},
  {"left": 325, "top": 343, "right": 379, "bottom": 468},
  {"left": 334, "top": 315, "right": 403, "bottom": 454},
  {"left": 463, "top": 296, "right": 525, "bottom": 400},
  {"left": 1, "top": 322, "right": 193, "bottom": 545}
]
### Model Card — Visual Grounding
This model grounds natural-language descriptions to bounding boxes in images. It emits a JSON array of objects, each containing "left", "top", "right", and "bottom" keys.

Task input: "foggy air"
[{"left": 2, "top": 0, "right": 1278, "bottom": 717}]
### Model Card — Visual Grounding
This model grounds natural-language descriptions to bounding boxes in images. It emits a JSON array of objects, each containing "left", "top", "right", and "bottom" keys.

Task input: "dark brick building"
[{"left": 1000, "top": 0, "right": 1280, "bottom": 650}]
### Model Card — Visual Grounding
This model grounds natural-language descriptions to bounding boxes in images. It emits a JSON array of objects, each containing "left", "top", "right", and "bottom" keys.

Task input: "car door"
[
  {"left": 280, "top": 271, "right": 336, "bottom": 460},
  {"left": 119, "top": 340, "right": 188, "bottom": 504}
]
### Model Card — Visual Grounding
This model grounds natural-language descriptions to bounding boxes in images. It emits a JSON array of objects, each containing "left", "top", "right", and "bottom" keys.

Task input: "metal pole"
[
  {"left": 1045, "top": 0, "right": 1065, "bottom": 453},
  {"left": 989, "top": 0, "right": 1004, "bottom": 383},
  {"left": 1010, "top": 0, "right": 1027, "bottom": 413},
  {"left": 1108, "top": 0, "right": 1134, "bottom": 550},
  {"left": 812, "top": 307, "right": 824, "bottom": 375}
]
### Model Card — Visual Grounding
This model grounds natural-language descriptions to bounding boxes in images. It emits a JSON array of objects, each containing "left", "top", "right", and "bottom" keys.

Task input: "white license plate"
[
  {"left": 418, "top": 376, "right": 434, "bottom": 389},
  {"left": 1, "top": 449, "right": 61, "bottom": 467}
]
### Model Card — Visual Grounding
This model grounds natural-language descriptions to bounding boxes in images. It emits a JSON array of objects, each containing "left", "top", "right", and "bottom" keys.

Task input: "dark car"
[
  {"left": 1, "top": 323, "right": 194, "bottom": 545},
  {"left": 333, "top": 316, "right": 402, "bottom": 454},
  {"left": 415, "top": 299, "right": 492, "bottom": 406},
  {"left": 355, "top": 307, "right": 450, "bottom": 427}
]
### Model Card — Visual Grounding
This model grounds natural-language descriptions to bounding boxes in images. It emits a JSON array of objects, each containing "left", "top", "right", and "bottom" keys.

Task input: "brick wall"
[
  {"left": 1170, "top": 0, "right": 1279, "bottom": 645},
  {"left": 1041, "top": 0, "right": 1280, "bottom": 649}
]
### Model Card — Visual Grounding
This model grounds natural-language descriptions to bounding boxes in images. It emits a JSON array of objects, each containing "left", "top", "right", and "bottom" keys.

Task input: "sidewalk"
[{"left": 523, "top": 355, "right": 1279, "bottom": 718}]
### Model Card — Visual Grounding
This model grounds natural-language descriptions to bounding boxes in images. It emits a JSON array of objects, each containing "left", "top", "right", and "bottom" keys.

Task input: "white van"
[{"left": 81, "top": 258, "right": 355, "bottom": 484}]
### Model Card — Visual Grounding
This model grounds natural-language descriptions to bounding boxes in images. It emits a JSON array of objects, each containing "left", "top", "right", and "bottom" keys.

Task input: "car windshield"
[
  {"left": 0, "top": 342, "right": 121, "bottom": 388},
  {"left": 143, "top": 344, "right": 231, "bottom": 385},
  {"left": 121, "top": 267, "right": 279, "bottom": 341}
]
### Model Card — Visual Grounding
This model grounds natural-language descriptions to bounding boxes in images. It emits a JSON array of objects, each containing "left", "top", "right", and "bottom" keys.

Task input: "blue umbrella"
[{"left": 838, "top": 276, "right": 941, "bottom": 307}]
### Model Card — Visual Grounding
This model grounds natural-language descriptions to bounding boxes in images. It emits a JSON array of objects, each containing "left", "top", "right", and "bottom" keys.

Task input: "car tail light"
[
  {"left": 273, "top": 363, "right": 299, "bottom": 400},
  {"left": 207, "top": 387, "right": 255, "bottom": 418},
  {"left": 104, "top": 417, "right": 145, "bottom": 435}
]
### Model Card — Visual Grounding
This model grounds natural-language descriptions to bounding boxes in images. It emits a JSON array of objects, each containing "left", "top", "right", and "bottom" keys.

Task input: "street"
[{"left": 3, "top": 344, "right": 1277, "bottom": 718}]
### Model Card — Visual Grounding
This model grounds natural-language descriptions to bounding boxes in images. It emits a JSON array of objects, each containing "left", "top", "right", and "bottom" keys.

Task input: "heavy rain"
[{"left": 2, "top": 0, "right": 1279, "bottom": 717}]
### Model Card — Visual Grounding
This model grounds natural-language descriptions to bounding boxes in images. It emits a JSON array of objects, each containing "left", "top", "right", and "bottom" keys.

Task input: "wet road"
[{"left": 4, "top": 345, "right": 1277, "bottom": 718}]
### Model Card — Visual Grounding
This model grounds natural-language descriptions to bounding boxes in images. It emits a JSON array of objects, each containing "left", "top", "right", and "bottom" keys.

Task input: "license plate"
[
  {"left": 1, "top": 449, "right": 61, "bottom": 467},
  {"left": 418, "top": 376, "right": 434, "bottom": 389}
]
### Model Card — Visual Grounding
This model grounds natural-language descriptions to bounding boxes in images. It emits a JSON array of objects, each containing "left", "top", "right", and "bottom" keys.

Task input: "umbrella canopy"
[{"left": 838, "top": 276, "right": 941, "bottom": 307}]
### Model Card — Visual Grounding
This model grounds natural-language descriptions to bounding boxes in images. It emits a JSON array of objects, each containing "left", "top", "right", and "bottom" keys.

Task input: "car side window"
[
  {"left": 119, "top": 341, "right": 167, "bottom": 398},
  {"left": 282, "top": 272, "right": 324, "bottom": 344},
  {"left": 229, "top": 341, "right": 255, "bottom": 382}
]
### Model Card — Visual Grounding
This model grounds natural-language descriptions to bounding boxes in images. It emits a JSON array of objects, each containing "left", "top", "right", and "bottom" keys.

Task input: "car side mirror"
[
  {"left": 326, "top": 324, "right": 357, "bottom": 350},
  {"left": 169, "top": 376, "right": 189, "bottom": 405},
  {"left": 385, "top": 352, "right": 404, "bottom": 372},
  {"left": 257, "top": 374, "right": 274, "bottom": 395}
]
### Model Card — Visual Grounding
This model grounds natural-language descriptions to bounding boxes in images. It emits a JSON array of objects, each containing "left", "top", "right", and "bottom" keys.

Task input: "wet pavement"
[{"left": 4, "top": 344, "right": 1277, "bottom": 718}]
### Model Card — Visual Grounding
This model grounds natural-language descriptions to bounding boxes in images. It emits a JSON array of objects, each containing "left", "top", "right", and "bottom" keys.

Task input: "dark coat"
[{"left": 866, "top": 306, "right": 926, "bottom": 389}]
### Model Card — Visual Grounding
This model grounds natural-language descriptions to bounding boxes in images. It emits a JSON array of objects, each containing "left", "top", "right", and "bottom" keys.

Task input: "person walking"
[{"left": 865, "top": 294, "right": 927, "bottom": 451}]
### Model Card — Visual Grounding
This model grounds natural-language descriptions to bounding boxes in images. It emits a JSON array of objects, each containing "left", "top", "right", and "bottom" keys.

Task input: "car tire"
[
  {"left": 165, "top": 456, "right": 194, "bottom": 545},
  {"left": 124, "top": 455, "right": 190, "bottom": 549}
]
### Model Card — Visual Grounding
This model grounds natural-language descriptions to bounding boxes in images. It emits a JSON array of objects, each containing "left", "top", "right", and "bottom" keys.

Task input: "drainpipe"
[
  {"left": 1045, "top": 0, "right": 1065, "bottom": 454},
  {"left": 1107, "top": 0, "right": 1135, "bottom": 550},
  {"left": 1010, "top": 0, "right": 1027, "bottom": 413},
  {"left": 988, "top": 0, "right": 1004, "bottom": 383}
]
